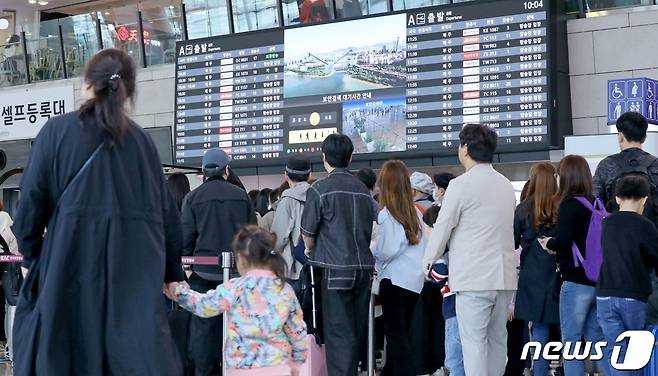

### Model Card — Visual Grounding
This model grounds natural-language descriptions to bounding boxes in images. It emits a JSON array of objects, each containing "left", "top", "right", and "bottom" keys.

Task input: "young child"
[
  {"left": 423, "top": 206, "right": 465, "bottom": 376},
  {"left": 167, "top": 225, "right": 308, "bottom": 376},
  {"left": 597, "top": 175, "right": 658, "bottom": 374}
]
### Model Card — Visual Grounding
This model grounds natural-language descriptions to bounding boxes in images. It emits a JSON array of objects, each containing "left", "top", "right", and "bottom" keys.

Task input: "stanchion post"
[
  {"left": 368, "top": 293, "right": 375, "bottom": 376},
  {"left": 221, "top": 251, "right": 232, "bottom": 376}
]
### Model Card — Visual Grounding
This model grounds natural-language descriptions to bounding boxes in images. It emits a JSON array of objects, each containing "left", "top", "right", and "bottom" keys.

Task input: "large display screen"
[{"left": 174, "top": 0, "right": 551, "bottom": 167}]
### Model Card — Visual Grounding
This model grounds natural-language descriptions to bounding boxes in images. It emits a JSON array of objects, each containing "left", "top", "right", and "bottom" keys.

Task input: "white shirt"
[
  {"left": 422, "top": 164, "right": 518, "bottom": 292},
  {"left": 372, "top": 207, "right": 426, "bottom": 294}
]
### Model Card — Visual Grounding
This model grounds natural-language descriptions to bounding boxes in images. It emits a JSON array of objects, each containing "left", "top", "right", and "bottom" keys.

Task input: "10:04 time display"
[{"left": 524, "top": 0, "right": 544, "bottom": 10}]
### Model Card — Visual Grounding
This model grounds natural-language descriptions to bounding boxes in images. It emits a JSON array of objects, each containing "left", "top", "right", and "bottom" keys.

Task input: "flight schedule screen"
[{"left": 175, "top": 0, "right": 551, "bottom": 167}]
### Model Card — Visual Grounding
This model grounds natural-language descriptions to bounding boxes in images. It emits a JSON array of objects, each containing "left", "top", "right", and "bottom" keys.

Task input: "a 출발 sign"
[{"left": 0, "top": 85, "right": 75, "bottom": 141}]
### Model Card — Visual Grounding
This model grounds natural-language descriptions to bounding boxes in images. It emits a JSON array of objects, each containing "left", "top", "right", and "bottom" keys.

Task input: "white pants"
[
  {"left": 455, "top": 290, "right": 514, "bottom": 376},
  {"left": 5, "top": 303, "right": 15, "bottom": 361}
]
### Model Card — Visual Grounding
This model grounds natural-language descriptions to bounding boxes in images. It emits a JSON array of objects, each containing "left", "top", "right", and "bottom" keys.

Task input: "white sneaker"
[{"left": 431, "top": 367, "right": 448, "bottom": 376}]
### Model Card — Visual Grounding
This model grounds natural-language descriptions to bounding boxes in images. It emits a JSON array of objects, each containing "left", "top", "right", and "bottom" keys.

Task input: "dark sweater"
[
  {"left": 546, "top": 196, "right": 594, "bottom": 286},
  {"left": 596, "top": 211, "right": 658, "bottom": 302}
]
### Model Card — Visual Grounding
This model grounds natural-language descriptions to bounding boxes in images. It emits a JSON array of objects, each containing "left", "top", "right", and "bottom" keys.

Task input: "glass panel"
[
  {"left": 564, "top": 0, "right": 582, "bottom": 12},
  {"left": 28, "top": 19, "right": 63, "bottom": 82},
  {"left": 98, "top": 5, "right": 142, "bottom": 67},
  {"left": 392, "top": 0, "right": 448, "bottom": 11},
  {"left": 141, "top": 1, "right": 184, "bottom": 66},
  {"left": 0, "top": 36, "right": 27, "bottom": 87},
  {"left": 0, "top": 11, "right": 17, "bottom": 48},
  {"left": 335, "top": 0, "right": 364, "bottom": 18},
  {"left": 184, "top": 0, "right": 230, "bottom": 39},
  {"left": 584, "top": 0, "right": 653, "bottom": 11},
  {"left": 232, "top": 0, "right": 280, "bottom": 32},
  {"left": 283, "top": 0, "right": 333, "bottom": 26},
  {"left": 362, "top": 0, "right": 389, "bottom": 15},
  {"left": 60, "top": 14, "right": 101, "bottom": 78}
]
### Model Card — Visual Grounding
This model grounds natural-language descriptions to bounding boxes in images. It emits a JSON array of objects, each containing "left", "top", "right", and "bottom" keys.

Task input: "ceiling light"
[
  {"left": 28, "top": 0, "right": 37, "bottom": 4},
  {"left": 0, "top": 19, "right": 8, "bottom": 30},
  {"left": 105, "top": 11, "right": 110, "bottom": 15},
  {"left": 38, "top": 1, "right": 49, "bottom": 5}
]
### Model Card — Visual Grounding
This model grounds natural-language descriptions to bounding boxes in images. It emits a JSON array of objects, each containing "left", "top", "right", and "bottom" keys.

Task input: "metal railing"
[{"left": 0, "top": 0, "right": 655, "bottom": 89}]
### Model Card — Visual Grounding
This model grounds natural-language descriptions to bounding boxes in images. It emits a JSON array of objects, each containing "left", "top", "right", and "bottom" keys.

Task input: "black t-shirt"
[
  {"left": 547, "top": 197, "right": 594, "bottom": 286},
  {"left": 597, "top": 211, "right": 658, "bottom": 302}
]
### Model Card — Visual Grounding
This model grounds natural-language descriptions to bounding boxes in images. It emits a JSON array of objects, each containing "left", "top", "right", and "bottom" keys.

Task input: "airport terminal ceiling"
[{"left": 173, "top": 0, "right": 572, "bottom": 169}]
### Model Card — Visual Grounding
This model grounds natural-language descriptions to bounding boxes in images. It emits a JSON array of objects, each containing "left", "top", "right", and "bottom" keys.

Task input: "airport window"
[
  {"left": 583, "top": 0, "right": 653, "bottom": 11},
  {"left": 392, "top": 0, "right": 449, "bottom": 11},
  {"left": 141, "top": 1, "right": 185, "bottom": 66},
  {"left": 61, "top": 14, "right": 102, "bottom": 78},
  {"left": 232, "top": 0, "right": 281, "bottom": 32},
  {"left": 0, "top": 35, "right": 27, "bottom": 88},
  {"left": 28, "top": 19, "right": 64, "bottom": 82},
  {"left": 184, "top": 0, "right": 230, "bottom": 39},
  {"left": 98, "top": 5, "right": 143, "bottom": 68},
  {"left": 283, "top": 0, "right": 335, "bottom": 26}
]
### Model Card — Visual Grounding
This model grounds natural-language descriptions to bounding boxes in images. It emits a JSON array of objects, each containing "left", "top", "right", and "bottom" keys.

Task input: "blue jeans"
[
  {"left": 444, "top": 317, "right": 464, "bottom": 376},
  {"left": 532, "top": 322, "right": 551, "bottom": 376},
  {"left": 597, "top": 296, "right": 646, "bottom": 376},
  {"left": 560, "top": 282, "right": 605, "bottom": 376}
]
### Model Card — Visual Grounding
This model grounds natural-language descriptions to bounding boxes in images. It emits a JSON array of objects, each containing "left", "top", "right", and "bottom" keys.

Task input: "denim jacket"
[{"left": 301, "top": 168, "right": 377, "bottom": 270}]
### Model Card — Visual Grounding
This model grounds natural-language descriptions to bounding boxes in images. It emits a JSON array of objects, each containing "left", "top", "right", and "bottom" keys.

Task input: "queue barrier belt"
[{"left": 0, "top": 254, "right": 220, "bottom": 265}]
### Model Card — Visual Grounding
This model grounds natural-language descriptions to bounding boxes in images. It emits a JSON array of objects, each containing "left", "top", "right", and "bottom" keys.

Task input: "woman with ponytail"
[
  {"left": 167, "top": 225, "right": 308, "bottom": 375},
  {"left": 372, "top": 160, "right": 427, "bottom": 376},
  {"left": 12, "top": 49, "right": 186, "bottom": 375}
]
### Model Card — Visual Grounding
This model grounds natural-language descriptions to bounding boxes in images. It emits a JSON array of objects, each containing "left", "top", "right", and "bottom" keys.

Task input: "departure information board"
[{"left": 174, "top": 0, "right": 554, "bottom": 167}]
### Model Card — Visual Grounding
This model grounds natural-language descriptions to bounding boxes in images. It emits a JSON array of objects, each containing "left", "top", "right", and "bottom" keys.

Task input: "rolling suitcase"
[
  {"left": 644, "top": 326, "right": 658, "bottom": 376},
  {"left": 299, "top": 265, "right": 328, "bottom": 376}
]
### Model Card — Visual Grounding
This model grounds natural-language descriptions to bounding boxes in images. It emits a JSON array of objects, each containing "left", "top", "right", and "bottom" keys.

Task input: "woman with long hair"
[
  {"left": 538, "top": 155, "right": 605, "bottom": 376},
  {"left": 12, "top": 49, "right": 185, "bottom": 375},
  {"left": 372, "top": 160, "right": 427, "bottom": 376},
  {"left": 166, "top": 172, "right": 191, "bottom": 212},
  {"left": 255, "top": 188, "right": 272, "bottom": 217},
  {"left": 514, "top": 162, "right": 560, "bottom": 376}
]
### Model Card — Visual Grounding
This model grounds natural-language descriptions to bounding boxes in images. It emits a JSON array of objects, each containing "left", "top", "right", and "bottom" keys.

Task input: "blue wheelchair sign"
[
  {"left": 608, "top": 78, "right": 658, "bottom": 125},
  {"left": 609, "top": 81, "right": 626, "bottom": 101},
  {"left": 647, "top": 81, "right": 655, "bottom": 100}
]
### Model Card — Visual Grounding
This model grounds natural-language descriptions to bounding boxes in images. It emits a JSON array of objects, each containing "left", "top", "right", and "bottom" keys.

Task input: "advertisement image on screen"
[
  {"left": 174, "top": 0, "right": 553, "bottom": 167},
  {"left": 283, "top": 14, "right": 406, "bottom": 98},
  {"left": 282, "top": 14, "right": 408, "bottom": 156}
]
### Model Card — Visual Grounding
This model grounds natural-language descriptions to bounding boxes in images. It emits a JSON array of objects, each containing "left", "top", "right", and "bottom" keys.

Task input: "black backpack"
[{"left": 604, "top": 153, "right": 658, "bottom": 224}]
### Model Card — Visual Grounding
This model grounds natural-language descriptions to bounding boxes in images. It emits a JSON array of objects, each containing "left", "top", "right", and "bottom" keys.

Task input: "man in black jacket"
[
  {"left": 181, "top": 148, "right": 256, "bottom": 376},
  {"left": 593, "top": 111, "right": 658, "bottom": 223},
  {"left": 593, "top": 112, "right": 658, "bottom": 330}
]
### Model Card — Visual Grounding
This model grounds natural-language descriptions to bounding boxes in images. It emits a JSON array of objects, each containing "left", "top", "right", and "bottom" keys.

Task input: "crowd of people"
[{"left": 3, "top": 47, "right": 658, "bottom": 376}]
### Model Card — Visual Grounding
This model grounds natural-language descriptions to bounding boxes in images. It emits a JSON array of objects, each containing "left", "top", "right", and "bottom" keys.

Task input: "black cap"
[
  {"left": 202, "top": 148, "right": 231, "bottom": 176},
  {"left": 286, "top": 155, "right": 311, "bottom": 175}
]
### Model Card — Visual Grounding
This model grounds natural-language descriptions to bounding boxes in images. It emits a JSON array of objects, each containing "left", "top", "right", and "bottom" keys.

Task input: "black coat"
[
  {"left": 13, "top": 112, "right": 185, "bottom": 375},
  {"left": 181, "top": 176, "right": 256, "bottom": 280},
  {"left": 513, "top": 200, "right": 560, "bottom": 324}
]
